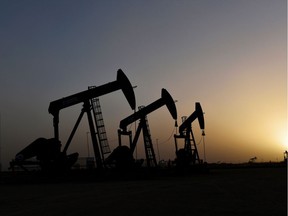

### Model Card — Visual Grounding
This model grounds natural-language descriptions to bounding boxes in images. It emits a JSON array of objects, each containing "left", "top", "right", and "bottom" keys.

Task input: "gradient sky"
[{"left": 0, "top": 0, "right": 287, "bottom": 170}]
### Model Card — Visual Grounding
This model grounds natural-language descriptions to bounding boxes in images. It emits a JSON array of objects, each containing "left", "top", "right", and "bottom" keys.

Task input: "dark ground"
[{"left": 0, "top": 166, "right": 286, "bottom": 216}]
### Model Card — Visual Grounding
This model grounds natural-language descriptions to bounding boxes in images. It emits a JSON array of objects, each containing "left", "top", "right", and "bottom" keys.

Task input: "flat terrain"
[{"left": 0, "top": 167, "right": 286, "bottom": 216}]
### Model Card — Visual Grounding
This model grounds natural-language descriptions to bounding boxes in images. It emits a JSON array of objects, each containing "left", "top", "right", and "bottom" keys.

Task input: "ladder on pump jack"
[
  {"left": 89, "top": 86, "right": 111, "bottom": 165},
  {"left": 138, "top": 106, "right": 157, "bottom": 167},
  {"left": 184, "top": 125, "right": 201, "bottom": 164},
  {"left": 180, "top": 116, "right": 200, "bottom": 164}
]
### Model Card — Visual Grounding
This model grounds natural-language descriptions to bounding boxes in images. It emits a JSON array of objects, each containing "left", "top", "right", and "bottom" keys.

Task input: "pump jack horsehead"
[
  {"left": 10, "top": 69, "right": 136, "bottom": 172},
  {"left": 106, "top": 88, "right": 177, "bottom": 168}
]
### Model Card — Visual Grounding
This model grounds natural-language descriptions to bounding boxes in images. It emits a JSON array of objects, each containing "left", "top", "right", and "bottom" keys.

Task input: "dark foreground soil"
[{"left": 0, "top": 167, "right": 286, "bottom": 216}]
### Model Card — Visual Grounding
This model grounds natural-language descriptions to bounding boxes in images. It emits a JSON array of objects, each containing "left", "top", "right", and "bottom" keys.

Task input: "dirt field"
[{"left": 0, "top": 167, "right": 286, "bottom": 216}]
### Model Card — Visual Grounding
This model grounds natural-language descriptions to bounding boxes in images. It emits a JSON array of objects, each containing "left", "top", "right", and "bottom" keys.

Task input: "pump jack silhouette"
[
  {"left": 10, "top": 69, "right": 136, "bottom": 172},
  {"left": 106, "top": 88, "right": 177, "bottom": 168},
  {"left": 174, "top": 102, "right": 205, "bottom": 167}
]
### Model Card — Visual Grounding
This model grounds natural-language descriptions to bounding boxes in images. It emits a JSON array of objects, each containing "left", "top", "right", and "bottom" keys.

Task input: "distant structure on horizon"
[{"left": 284, "top": 151, "right": 287, "bottom": 162}]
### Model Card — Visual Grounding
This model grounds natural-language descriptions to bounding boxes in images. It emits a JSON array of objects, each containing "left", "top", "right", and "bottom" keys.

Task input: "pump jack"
[
  {"left": 11, "top": 69, "right": 136, "bottom": 172},
  {"left": 106, "top": 88, "right": 177, "bottom": 168},
  {"left": 174, "top": 102, "right": 205, "bottom": 167}
]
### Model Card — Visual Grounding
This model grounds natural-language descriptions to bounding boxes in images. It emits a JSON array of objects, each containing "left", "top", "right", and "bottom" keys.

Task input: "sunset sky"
[{"left": 0, "top": 1, "right": 287, "bottom": 170}]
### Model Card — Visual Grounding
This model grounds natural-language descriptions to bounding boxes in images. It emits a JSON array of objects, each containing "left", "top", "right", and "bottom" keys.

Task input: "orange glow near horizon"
[{"left": 281, "top": 131, "right": 288, "bottom": 149}]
